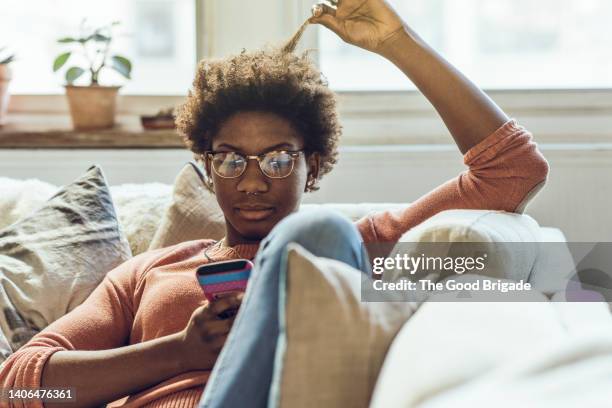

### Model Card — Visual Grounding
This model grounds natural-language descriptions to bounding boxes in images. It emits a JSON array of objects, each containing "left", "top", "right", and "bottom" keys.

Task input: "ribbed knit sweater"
[{"left": 0, "top": 120, "right": 549, "bottom": 407}]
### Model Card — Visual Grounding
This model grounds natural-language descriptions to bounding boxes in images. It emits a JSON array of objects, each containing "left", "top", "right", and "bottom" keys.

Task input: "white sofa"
[{"left": 2, "top": 176, "right": 612, "bottom": 407}]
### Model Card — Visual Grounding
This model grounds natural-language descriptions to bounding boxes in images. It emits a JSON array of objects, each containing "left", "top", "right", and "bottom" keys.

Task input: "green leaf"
[
  {"left": 65, "top": 67, "right": 85, "bottom": 84},
  {"left": 93, "top": 33, "right": 111, "bottom": 42},
  {"left": 111, "top": 55, "right": 132, "bottom": 79},
  {"left": 58, "top": 37, "right": 78, "bottom": 44},
  {"left": 53, "top": 52, "right": 71, "bottom": 72},
  {"left": 1, "top": 55, "right": 15, "bottom": 65}
]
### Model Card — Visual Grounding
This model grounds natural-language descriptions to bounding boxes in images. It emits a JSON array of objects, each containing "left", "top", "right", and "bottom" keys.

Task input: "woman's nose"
[{"left": 236, "top": 159, "right": 269, "bottom": 194}]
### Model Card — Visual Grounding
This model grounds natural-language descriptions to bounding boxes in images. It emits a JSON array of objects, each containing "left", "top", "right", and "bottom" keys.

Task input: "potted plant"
[
  {"left": 0, "top": 47, "right": 15, "bottom": 126},
  {"left": 53, "top": 20, "right": 132, "bottom": 130}
]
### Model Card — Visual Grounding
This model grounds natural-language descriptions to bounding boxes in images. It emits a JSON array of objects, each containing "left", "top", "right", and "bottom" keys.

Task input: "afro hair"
[{"left": 175, "top": 40, "right": 342, "bottom": 192}]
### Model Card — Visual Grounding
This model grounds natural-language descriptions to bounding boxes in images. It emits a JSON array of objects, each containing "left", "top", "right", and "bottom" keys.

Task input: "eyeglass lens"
[{"left": 212, "top": 151, "right": 295, "bottom": 178}]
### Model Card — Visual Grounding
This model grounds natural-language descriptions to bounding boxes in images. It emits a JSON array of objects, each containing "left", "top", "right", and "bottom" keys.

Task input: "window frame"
[{"left": 7, "top": 0, "right": 612, "bottom": 144}]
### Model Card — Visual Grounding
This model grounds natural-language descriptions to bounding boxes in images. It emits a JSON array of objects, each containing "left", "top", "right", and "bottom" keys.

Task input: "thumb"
[{"left": 310, "top": 4, "right": 343, "bottom": 34}]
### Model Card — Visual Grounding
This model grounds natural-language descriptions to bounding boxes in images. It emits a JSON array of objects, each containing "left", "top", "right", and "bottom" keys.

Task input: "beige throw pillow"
[
  {"left": 270, "top": 243, "right": 416, "bottom": 408},
  {"left": 149, "top": 162, "right": 226, "bottom": 249},
  {"left": 0, "top": 166, "right": 132, "bottom": 363}
]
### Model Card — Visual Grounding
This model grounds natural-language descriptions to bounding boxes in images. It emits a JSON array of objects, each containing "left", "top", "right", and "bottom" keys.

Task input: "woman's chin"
[{"left": 231, "top": 220, "right": 277, "bottom": 243}]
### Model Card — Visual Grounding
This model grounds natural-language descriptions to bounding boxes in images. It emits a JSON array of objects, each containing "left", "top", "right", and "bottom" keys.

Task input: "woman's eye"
[{"left": 225, "top": 155, "right": 243, "bottom": 165}]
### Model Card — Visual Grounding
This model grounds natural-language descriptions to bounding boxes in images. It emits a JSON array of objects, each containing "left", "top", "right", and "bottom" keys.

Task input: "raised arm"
[
  {"left": 311, "top": 0, "right": 549, "bottom": 242},
  {"left": 310, "top": 0, "right": 508, "bottom": 153}
]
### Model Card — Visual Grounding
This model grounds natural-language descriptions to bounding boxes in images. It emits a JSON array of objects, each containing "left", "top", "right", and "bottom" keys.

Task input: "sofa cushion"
[
  {"left": 369, "top": 300, "right": 566, "bottom": 408},
  {"left": 270, "top": 243, "right": 415, "bottom": 408},
  {"left": 400, "top": 333, "right": 612, "bottom": 407},
  {"left": 0, "top": 166, "right": 131, "bottom": 363}
]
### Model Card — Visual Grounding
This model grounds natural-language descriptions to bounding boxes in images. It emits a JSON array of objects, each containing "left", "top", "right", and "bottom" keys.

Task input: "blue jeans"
[{"left": 198, "top": 209, "right": 371, "bottom": 408}]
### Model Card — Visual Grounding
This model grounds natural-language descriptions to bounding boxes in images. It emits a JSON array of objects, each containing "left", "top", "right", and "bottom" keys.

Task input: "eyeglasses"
[{"left": 203, "top": 150, "right": 305, "bottom": 179}]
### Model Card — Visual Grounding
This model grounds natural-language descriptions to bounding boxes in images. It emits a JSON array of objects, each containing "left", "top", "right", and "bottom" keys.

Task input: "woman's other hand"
[
  {"left": 176, "top": 293, "right": 244, "bottom": 371},
  {"left": 310, "top": 0, "right": 405, "bottom": 55}
]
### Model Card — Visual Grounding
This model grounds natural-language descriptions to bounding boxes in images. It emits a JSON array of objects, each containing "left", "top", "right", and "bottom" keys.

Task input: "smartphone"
[{"left": 196, "top": 259, "right": 254, "bottom": 303}]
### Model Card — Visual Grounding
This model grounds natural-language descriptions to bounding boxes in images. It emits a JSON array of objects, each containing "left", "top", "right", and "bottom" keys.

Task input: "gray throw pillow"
[{"left": 0, "top": 165, "right": 132, "bottom": 364}]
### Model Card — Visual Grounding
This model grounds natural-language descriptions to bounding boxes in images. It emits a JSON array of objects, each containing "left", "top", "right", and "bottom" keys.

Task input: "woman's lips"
[{"left": 235, "top": 207, "right": 275, "bottom": 221}]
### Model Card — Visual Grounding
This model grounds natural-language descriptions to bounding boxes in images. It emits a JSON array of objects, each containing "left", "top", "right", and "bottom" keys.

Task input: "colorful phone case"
[{"left": 197, "top": 260, "right": 253, "bottom": 302}]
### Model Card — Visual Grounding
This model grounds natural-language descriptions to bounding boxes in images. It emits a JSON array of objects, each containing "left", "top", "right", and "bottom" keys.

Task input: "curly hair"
[{"left": 175, "top": 40, "right": 342, "bottom": 192}]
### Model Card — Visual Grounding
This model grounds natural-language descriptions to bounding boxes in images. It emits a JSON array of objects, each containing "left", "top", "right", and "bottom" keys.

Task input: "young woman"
[{"left": 0, "top": 0, "right": 548, "bottom": 407}]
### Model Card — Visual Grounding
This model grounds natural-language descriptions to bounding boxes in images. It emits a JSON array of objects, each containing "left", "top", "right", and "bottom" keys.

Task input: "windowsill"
[
  {"left": 0, "top": 113, "right": 184, "bottom": 149},
  {"left": 3, "top": 88, "right": 612, "bottom": 148}
]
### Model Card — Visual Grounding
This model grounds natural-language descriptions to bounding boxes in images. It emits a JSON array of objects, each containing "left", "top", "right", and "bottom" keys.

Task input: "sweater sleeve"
[
  {"left": 356, "top": 119, "right": 550, "bottom": 243},
  {"left": 0, "top": 254, "right": 146, "bottom": 406}
]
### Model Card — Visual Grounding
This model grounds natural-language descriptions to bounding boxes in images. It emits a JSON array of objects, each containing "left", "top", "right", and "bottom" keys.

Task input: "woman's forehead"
[{"left": 213, "top": 111, "right": 304, "bottom": 152}]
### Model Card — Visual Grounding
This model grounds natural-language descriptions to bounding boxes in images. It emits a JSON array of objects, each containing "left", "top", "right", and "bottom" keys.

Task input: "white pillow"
[
  {"left": 0, "top": 177, "right": 58, "bottom": 230},
  {"left": 382, "top": 210, "right": 544, "bottom": 286},
  {"left": 399, "top": 209, "right": 542, "bottom": 243},
  {"left": 110, "top": 183, "right": 172, "bottom": 255}
]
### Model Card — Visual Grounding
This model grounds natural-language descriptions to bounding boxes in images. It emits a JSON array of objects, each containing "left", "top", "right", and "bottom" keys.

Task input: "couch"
[{"left": 1, "top": 165, "right": 611, "bottom": 407}]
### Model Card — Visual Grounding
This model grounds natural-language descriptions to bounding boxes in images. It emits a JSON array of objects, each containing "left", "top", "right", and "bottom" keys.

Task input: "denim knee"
[
  {"left": 254, "top": 209, "right": 370, "bottom": 276},
  {"left": 262, "top": 208, "right": 358, "bottom": 250}
]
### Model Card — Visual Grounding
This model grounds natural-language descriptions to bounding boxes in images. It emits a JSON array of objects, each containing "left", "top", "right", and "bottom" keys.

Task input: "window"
[
  {"left": 1, "top": 0, "right": 196, "bottom": 95},
  {"left": 318, "top": 0, "right": 612, "bottom": 91}
]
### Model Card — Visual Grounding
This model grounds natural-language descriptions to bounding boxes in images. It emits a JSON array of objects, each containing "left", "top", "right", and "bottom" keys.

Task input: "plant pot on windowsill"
[
  {"left": 53, "top": 21, "right": 132, "bottom": 131},
  {"left": 65, "top": 85, "right": 121, "bottom": 130}
]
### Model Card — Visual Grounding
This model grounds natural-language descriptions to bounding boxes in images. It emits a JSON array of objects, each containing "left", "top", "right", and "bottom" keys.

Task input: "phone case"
[{"left": 196, "top": 259, "right": 253, "bottom": 302}]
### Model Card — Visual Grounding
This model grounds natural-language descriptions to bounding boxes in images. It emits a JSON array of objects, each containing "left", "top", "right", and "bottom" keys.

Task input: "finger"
[
  {"left": 311, "top": 2, "right": 336, "bottom": 18},
  {"left": 202, "top": 319, "right": 233, "bottom": 337},
  {"left": 209, "top": 295, "right": 243, "bottom": 316},
  {"left": 208, "top": 334, "right": 228, "bottom": 353},
  {"left": 310, "top": 4, "right": 342, "bottom": 34}
]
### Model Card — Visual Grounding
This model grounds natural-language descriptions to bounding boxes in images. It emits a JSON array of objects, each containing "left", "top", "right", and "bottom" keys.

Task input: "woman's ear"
[{"left": 305, "top": 152, "right": 321, "bottom": 192}]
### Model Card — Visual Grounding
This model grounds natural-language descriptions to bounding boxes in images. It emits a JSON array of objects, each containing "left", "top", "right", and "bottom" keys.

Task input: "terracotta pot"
[
  {"left": 65, "top": 85, "right": 121, "bottom": 130},
  {"left": 0, "top": 64, "right": 12, "bottom": 126}
]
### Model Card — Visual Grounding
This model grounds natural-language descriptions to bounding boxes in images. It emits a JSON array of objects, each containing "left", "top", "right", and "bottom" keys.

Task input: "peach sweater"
[{"left": 0, "top": 120, "right": 548, "bottom": 407}]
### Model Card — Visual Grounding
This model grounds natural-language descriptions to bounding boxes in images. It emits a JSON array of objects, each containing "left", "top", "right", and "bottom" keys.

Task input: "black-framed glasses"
[{"left": 203, "top": 150, "right": 305, "bottom": 179}]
